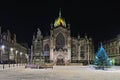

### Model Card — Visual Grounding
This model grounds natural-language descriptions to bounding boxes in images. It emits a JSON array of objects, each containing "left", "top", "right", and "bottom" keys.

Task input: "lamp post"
[
  {"left": 1, "top": 45, "right": 5, "bottom": 69},
  {"left": 87, "top": 42, "right": 90, "bottom": 65},
  {"left": 8, "top": 49, "right": 10, "bottom": 68},
  {"left": 10, "top": 48, "right": 14, "bottom": 67},
  {"left": 20, "top": 52, "right": 23, "bottom": 66},
  {"left": 16, "top": 50, "right": 18, "bottom": 66}
]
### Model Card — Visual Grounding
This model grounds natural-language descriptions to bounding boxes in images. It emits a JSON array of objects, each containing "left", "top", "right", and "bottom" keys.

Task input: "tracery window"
[{"left": 56, "top": 33, "right": 65, "bottom": 49}]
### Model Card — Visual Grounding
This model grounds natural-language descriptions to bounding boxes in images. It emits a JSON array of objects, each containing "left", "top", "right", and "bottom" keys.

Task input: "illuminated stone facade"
[
  {"left": 31, "top": 11, "right": 94, "bottom": 65},
  {"left": 0, "top": 27, "right": 28, "bottom": 64},
  {"left": 104, "top": 34, "right": 120, "bottom": 65}
]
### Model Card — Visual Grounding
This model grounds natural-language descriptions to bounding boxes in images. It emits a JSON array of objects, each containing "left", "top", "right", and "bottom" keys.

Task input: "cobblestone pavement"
[{"left": 0, "top": 65, "right": 120, "bottom": 80}]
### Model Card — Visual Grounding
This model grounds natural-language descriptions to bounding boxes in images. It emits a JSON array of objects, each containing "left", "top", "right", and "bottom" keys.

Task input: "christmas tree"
[{"left": 94, "top": 43, "right": 112, "bottom": 69}]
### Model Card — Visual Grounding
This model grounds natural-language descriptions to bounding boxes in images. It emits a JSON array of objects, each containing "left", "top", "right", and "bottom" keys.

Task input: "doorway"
[{"left": 56, "top": 55, "right": 65, "bottom": 65}]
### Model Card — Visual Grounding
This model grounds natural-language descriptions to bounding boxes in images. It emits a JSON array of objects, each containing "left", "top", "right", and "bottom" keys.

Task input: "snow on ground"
[
  {"left": 0, "top": 65, "right": 120, "bottom": 80},
  {"left": 87, "top": 65, "right": 120, "bottom": 72}
]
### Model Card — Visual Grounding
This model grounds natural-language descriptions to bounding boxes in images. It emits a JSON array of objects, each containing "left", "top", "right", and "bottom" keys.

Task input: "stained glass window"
[{"left": 56, "top": 33, "right": 65, "bottom": 49}]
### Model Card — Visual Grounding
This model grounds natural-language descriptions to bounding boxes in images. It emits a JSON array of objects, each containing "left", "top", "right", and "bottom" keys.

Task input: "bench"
[
  {"left": 25, "top": 64, "right": 38, "bottom": 69},
  {"left": 44, "top": 65, "right": 53, "bottom": 69},
  {"left": 25, "top": 64, "right": 54, "bottom": 69}
]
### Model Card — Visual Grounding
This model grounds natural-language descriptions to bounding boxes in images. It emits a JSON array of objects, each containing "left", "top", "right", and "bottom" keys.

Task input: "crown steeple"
[{"left": 54, "top": 9, "right": 66, "bottom": 27}]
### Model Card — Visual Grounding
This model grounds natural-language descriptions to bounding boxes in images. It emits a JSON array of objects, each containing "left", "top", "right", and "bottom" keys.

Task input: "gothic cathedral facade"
[{"left": 31, "top": 10, "right": 94, "bottom": 65}]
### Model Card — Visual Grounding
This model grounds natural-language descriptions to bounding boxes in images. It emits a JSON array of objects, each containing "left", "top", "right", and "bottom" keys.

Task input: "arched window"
[
  {"left": 44, "top": 44, "right": 49, "bottom": 51},
  {"left": 71, "top": 45, "right": 77, "bottom": 57},
  {"left": 44, "top": 44, "right": 49, "bottom": 57},
  {"left": 56, "top": 33, "right": 65, "bottom": 49},
  {"left": 81, "top": 46, "right": 84, "bottom": 51},
  {"left": 80, "top": 46, "right": 85, "bottom": 58}
]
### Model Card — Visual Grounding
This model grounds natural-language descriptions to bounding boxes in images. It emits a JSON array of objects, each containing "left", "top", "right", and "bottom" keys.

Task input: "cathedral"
[{"left": 31, "top": 10, "right": 94, "bottom": 65}]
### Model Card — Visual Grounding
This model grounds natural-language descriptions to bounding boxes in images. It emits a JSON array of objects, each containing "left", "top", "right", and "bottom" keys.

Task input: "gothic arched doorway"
[{"left": 56, "top": 55, "right": 65, "bottom": 65}]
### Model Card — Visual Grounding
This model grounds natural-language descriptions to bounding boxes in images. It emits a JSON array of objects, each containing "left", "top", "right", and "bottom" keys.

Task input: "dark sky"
[{"left": 0, "top": 2, "right": 120, "bottom": 50}]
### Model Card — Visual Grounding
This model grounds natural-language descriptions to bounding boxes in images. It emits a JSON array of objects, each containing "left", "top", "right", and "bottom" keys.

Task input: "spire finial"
[
  {"left": 59, "top": 8, "right": 61, "bottom": 17},
  {"left": 85, "top": 33, "right": 87, "bottom": 38},
  {"left": 78, "top": 33, "right": 80, "bottom": 39}
]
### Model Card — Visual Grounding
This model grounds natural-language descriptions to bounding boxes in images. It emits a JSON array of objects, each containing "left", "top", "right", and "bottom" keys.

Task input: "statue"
[
  {"left": 7, "top": 30, "right": 11, "bottom": 43},
  {"left": 37, "top": 28, "right": 41, "bottom": 37}
]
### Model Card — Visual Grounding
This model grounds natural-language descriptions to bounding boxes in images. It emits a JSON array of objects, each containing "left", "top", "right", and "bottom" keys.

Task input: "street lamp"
[
  {"left": 1, "top": 45, "right": 5, "bottom": 69},
  {"left": 11, "top": 48, "right": 14, "bottom": 67},
  {"left": 1, "top": 45, "right": 5, "bottom": 49},
  {"left": 10, "top": 48, "right": 13, "bottom": 51},
  {"left": 8, "top": 47, "right": 14, "bottom": 68},
  {"left": 87, "top": 42, "right": 90, "bottom": 65},
  {"left": 20, "top": 52, "right": 23, "bottom": 66},
  {"left": 16, "top": 50, "right": 18, "bottom": 66}
]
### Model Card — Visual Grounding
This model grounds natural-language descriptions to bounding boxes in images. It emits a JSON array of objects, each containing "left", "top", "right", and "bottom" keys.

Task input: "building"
[
  {"left": 0, "top": 27, "right": 28, "bottom": 64},
  {"left": 31, "top": 10, "right": 94, "bottom": 65},
  {"left": 104, "top": 34, "right": 120, "bottom": 65}
]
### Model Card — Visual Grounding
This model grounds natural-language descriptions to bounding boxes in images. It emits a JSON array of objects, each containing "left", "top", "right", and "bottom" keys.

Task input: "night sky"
[{"left": 0, "top": 2, "right": 120, "bottom": 51}]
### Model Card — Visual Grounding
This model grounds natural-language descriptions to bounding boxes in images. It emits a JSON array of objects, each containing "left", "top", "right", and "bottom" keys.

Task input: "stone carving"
[{"left": 37, "top": 28, "right": 41, "bottom": 37}]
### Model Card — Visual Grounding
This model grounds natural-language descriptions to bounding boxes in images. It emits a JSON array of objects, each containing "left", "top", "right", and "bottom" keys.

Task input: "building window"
[
  {"left": 44, "top": 44, "right": 50, "bottom": 56},
  {"left": 44, "top": 44, "right": 50, "bottom": 63},
  {"left": 56, "top": 33, "right": 65, "bottom": 49},
  {"left": 71, "top": 45, "right": 77, "bottom": 58},
  {"left": 81, "top": 46, "right": 84, "bottom": 50},
  {"left": 44, "top": 44, "right": 49, "bottom": 51},
  {"left": 80, "top": 46, "right": 85, "bottom": 59}
]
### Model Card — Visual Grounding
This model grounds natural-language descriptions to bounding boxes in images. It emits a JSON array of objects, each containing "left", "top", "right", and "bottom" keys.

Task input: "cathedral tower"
[
  {"left": 32, "top": 9, "right": 94, "bottom": 66},
  {"left": 50, "top": 10, "right": 71, "bottom": 65}
]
